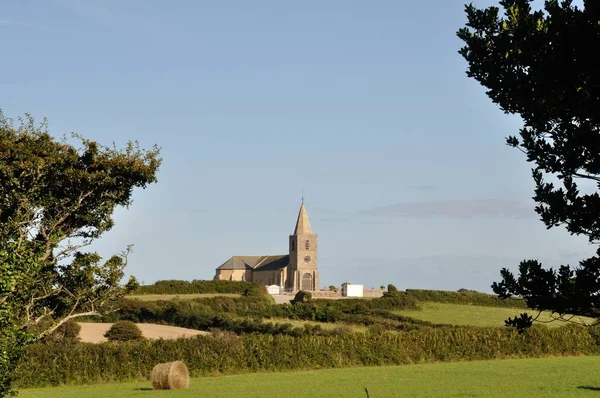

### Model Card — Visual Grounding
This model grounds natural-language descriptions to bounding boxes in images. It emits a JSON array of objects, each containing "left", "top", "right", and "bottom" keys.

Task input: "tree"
[
  {"left": 457, "top": 0, "right": 600, "bottom": 328},
  {"left": 291, "top": 290, "right": 312, "bottom": 304},
  {"left": 0, "top": 110, "right": 161, "bottom": 396},
  {"left": 383, "top": 284, "right": 399, "bottom": 298},
  {"left": 104, "top": 320, "right": 144, "bottom": 342}
]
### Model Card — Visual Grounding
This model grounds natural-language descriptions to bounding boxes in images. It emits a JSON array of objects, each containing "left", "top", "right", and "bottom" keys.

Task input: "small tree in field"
[
  {"left": 0, "top": 110, "right": 161, "bottom": 396},
  {"left": 104, "top": 321, "right": 144, "bottom": 342},
  {"left": 457, "top": 0, "right": 600, "bottom": 329}
]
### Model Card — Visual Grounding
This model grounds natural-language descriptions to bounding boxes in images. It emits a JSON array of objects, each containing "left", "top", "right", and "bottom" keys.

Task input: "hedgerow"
[
  {"left": 102, "top": 294, "right": 421, "bottom": 334},
  {"left": 14, "top": 324, "right": 599, "bottom": 388},
  {"left": 405, "top": 289, "right": 527, "bottom": 308},
  {"left": 132, "top": 280, "right": 265, "bottom": 296}
]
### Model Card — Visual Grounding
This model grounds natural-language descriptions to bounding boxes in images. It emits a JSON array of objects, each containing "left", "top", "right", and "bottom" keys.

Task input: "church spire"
[{"left": 293, "top": 202, "right": 312, "bottom": 235}]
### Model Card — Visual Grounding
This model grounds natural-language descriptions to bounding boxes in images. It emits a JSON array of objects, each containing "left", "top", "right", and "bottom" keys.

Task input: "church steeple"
[
  {"left": 287, "top": 200, "right": 319, "bottom": 292},
  {"left": 294, "top": 203, "right": 312, "bottom": 235}
]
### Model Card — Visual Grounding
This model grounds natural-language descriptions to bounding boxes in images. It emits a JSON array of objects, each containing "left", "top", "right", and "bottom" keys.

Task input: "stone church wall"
[
  {"left": 252, "top": 269, "right": 287, "bottom": 287},
  {"left": 214, "top": 269, "right": 251, "bottom": 282}
]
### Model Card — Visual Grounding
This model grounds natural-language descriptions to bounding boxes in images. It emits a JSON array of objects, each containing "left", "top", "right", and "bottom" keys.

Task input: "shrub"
[
  {"left": 383, "top": 284, "right": 399, "bottom": 297},
  {"left": 291, "top": 290, "right": 312, "bottom": 304},
  {"left": 132, "top": 280, "right": 263, "bottom": 295},
  {"left": 51, "top": 320, "right": 81, "bottom": 343},
  {"left": 104, "top": 321, "right": 144, "bottom": 342},
  {"left": 242, "top": 284, "right": 268, "bottom": 297}
]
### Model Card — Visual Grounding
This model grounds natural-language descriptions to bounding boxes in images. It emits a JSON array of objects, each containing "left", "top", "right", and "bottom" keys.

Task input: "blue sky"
[{"left": 1, "top": 0, "right": 594, "bottom": 292}]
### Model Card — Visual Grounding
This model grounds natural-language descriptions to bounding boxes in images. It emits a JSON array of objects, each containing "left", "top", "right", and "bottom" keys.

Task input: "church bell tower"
[{"left": 287, "top": 200, "right": 319, "bottom": 292}]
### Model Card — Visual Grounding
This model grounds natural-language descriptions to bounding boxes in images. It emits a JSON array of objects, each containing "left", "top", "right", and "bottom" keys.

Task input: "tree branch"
[
  {"left": 40, "top": 311, "right": 99, "bottom": 339},
  {"left": 572, "top": 172, "right": 600, "bottom": 182}
]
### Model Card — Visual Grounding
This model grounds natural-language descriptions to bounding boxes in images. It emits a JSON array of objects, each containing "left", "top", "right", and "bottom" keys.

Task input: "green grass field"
[
  {"left": 19, "top": 356, "right": 600, "bottom": 397},
  {"left": 127, "top": 293, "right": 240, "bottom": 301},
  {"left": 395, "top": 302, "right": 596, "bottom": 328},
  {"left": 266, "top": 317, "right": 368, "bottom": 332}
]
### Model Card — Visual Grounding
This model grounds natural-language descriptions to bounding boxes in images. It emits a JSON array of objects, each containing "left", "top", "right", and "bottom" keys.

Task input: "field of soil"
[{"left": 77, "top": 322, "right": 208, "bottom": 343}]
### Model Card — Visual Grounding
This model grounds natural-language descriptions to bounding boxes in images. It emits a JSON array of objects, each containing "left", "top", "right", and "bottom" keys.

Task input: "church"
[{"left": 214, "top": 201, "right": 320, "bottom": 292}]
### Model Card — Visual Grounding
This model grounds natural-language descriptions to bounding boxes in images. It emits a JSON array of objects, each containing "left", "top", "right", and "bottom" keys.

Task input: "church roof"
[
  {"left": 254, "top": 255, "right": 289, "bottom": 271},
  {"left": 216, "top": 255, "right": 289, "bottom": 271},
  {"left": 293, "top": 203, "right": 313, "bottom": 234}
]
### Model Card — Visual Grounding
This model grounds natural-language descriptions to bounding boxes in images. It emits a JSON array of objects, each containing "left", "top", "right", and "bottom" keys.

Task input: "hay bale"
[{"left": 151, "top": 361, "right": 190, "bottom": 390}]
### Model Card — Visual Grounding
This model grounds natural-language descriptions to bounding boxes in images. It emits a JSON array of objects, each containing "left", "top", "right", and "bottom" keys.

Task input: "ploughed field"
[
  {"left": 19, "top": 356, "right": 600, "bottom": 398},
  {"left": 77, "top": 322, "right": 208, "bottom": 343}
]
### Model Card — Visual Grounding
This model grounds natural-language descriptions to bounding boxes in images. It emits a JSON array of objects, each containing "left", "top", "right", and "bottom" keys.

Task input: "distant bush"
[
  {"left": 46, "top": 320, "right": 81, "bottom": 343},
  {"left": 291, "top": 290, "right": 312, "bottom": 304},
  {"left": 405, "top": 289, "right": 527, "bottom": 308},
  {"left": 14, "top": 324, "right": 600, "bottom": 388},
  {"left": 133, "top": 280, "right": 265, "bottom": 296},
  {"left": 385, "top": 284, "right": 399, "bottom": 296},
  {"left": 104, "top": 321, "right": 144, "bottom": 342}
]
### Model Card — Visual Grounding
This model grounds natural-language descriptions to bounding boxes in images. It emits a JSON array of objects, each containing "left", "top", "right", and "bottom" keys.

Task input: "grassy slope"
[
  {"left": 395, "top": 302, "right": 596, "bottom": 328},
  {"left": 19, "top": 356, "right": 600, "bottom": 398},
  {"left": 126, "top": 293, "right": 240, "bottom": 301},
  {"left": 265, "top": 317, "right": 368, "bottom": 333}
]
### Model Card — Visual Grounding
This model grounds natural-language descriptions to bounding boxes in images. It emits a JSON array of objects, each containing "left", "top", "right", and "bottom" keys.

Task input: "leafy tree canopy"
[
  {"left": 104, "top": 320, "right": 144, "bottom": 342},
  {"left": 0, "top": 110, "right": 161, "bottom": 395},
  {"left": 457, "top": 0, "right": 600, "bottom": 326}
]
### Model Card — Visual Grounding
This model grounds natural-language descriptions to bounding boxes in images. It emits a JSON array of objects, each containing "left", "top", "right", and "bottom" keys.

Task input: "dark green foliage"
[
  {"left": 104, "top": 321, "right": 143, "bottom": 342},
  {"left": 0, "top": 331, "right": 30, "bottom": 397},
  {"left": 242, "top": 284, "right": 268, "bottom": 297},
  {"left": 386, "top": 284, "right": 399, "bottom": 296},
  {"left": 13, "top": 324, "right": 600, "bottom": 388},
  {"left": 329, "top": 285, "right": 337, "bottom": 291},
  {"left": 405, "top": 289, "right": 527, "bottom": 308},
  {"left": 0, "top": 110, "right": 160, "bottom": 397},
  {"left": 505, "top": 313, "right": 534, "bottom": 334},
  {"left": 291, "top": 290, "right": 312, "bottom": 304},
  {"left": 47, "top": 320, "right": 81, "bottom": 343},
  {"left": 457, "top": 1, "right": 600, "bottom": 324},
  {"left": 133, "top": 280, "right": 265, "bottom": 296}
]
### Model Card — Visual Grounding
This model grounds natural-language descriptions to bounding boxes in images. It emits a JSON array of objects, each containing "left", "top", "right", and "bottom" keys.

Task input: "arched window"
[{"left": 305, "top": 240, "right": 310, "bottom": 250}]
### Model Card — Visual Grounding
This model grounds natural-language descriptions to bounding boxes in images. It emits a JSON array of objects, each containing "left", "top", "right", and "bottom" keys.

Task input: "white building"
[{"left": 341, "top": 283, "right": 363, "bottom": 297}]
